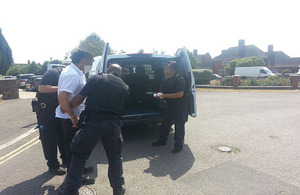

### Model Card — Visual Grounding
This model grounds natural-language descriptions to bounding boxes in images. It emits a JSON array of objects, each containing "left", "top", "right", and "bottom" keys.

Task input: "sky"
[{"left": 1, "top": 0, "right": 299, "bottom": 64}]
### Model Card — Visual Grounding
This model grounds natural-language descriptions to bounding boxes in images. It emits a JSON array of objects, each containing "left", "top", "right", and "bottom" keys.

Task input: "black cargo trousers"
[
  {"left": 65, "top": 118, "right": 124, "bottom": 190},
  {"left": 36, "top": 108, "right": 66, "bottom": 169},
  {"left": 159, "top": 103, "right": 189, "bottom": 149}
]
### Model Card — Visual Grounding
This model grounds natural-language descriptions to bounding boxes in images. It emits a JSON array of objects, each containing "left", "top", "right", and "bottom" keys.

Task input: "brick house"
[
  {"left": 212, "top": 40, "right": 300, "bottom": 76},
  {"left": 267, "top": 45, "right": 300, "bottom": 74},
  {"left": 212, "top": 40, "right": 266, "bottom": 76},
  {"left": 193, "top": 49, "right": 213, "bottom": 69}
]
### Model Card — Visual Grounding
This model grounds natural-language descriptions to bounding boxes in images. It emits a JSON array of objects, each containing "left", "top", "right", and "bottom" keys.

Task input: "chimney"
[
  {"left": 268, "top": 45, "right": 273, "bottom": 54},
  {"left": 238, "top": 39, "right": 245, "bottom": 58},
  {"left": 268, "top": 45, "right": 275, "bottom": 66},
  {"left": 193, "top": 49, "right": 198, "bottom": 56}
]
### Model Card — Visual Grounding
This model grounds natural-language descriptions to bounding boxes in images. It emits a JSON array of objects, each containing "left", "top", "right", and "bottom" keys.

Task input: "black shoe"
[
  {"left": 151, "top": 140, "right": 166, "bottom": 146},
  {"left": 58, "top": 187, "right": 79, "bottom": 195},
  {"left": 81, "top": 176, "right": 95, "bottom": 186},
  {"left": 172, "top": 148, "right": 182, "bottom": 154},
  {"left": 83, "top": 166, "right": 93, "bottom": 174},
  {"left": 48, "top": 167, "right": 66, "bottom": 175},
  {"left": 113, "top": 185, "right": 125, "bottom": 195}
]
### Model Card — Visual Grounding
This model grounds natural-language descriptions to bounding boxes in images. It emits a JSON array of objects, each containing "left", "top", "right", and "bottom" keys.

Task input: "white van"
[
  {"left": 88, "top": 56, "right": 102, "bottom": 77},
  {"left": 234, "top": 67, "right": 276, "bottom": 78}
]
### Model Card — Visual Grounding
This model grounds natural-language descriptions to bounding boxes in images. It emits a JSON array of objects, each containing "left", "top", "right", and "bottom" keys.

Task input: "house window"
[
  {"left": 221, "top": 60, "right": 229, "bottom": 65},
  {"left": 218, "top": 69, "right": 227, "bottom": 75}
]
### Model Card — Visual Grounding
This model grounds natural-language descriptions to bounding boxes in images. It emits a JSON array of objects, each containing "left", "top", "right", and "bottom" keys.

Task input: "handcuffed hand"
[
  {"left": 71, "top": 116, "right": 79, "bottom": 128},
  {"left": 156, "top": 92, "right": 164, "bottom": 99}
]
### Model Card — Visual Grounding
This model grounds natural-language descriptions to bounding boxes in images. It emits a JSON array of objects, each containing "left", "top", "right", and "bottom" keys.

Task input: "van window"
[{"left": 260, "top": 69, "right": 266, "bottom": 74}]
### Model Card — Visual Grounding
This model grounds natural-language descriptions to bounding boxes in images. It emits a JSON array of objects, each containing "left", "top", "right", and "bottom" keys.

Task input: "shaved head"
[{"left": 107, "top": 64, "right": 122, "bottom": 77}]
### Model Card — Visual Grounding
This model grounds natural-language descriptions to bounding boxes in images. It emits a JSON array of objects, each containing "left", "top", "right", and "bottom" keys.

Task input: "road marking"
[
  {"left": 0, "top": 138, "right": 40, "bottom": 165},
  {"left": 0, "top": 136, "right": 39, "bottom": 161},
  {"left": 0, "top": 126, "right": 38, "bottom": 151}
]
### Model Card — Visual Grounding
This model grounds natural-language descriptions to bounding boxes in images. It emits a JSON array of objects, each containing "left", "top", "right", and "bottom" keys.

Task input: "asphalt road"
[{"left": 1, "top": 89, "right": 300, "bottom": 195}]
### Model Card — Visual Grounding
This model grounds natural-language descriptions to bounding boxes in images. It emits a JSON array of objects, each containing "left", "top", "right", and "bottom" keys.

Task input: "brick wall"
[
  {"left": 0, "top": 79, "right": 19, "bottom": 99},
  {"left": 213, "top": 61, "right": 226, "bottom": 75}
]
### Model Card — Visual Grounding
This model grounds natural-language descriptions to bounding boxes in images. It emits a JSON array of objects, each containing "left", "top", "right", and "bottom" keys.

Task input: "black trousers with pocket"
[
  {"left": 65, "top": 118, "right": 124, "bottom": 190},
  {"left": 37, "top": 110, "right": 66, "bottom": 169},
  {"left": 60, "top": 119, "right": 79, "bottom": 169},
  {"left": 158, "top": 103, "right": 189, "bottom": 149}
]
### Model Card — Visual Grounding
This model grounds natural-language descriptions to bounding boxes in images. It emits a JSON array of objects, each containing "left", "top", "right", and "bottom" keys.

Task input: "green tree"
[
  {"left": 26, "top": 61, "right": 42, "bottom": 75},
  {"left": 78, "top": 33, "right": 113, "bottom": 57},
  {"left": 225, "top": 57, "right": 266, "bottom": 75},
  {"left": 225, "top": 59, "right": 238, "bottom": 76},
  {"left": 187, "top": 50, "right": 197, "bottom": 69},
  {"left": 6, "top": 65, "right": 26, "bottom": 76},
  {"left": 0, "top": 28, "right": 13, "bottom": 75}
]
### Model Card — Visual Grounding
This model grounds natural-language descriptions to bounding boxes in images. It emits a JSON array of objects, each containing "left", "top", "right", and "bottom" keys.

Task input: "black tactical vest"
[{"left": 90, "top": 73, "right": 129, "bottom": 116}]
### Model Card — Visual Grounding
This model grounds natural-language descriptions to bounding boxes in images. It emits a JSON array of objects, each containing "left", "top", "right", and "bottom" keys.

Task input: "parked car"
[
  {"left": 16, "top": 74, "right": 35, "bottom": 88},
  {"left": 3, "top": 75, "right": 14, "bottom": 79},
  {"left": 234, "top": 67, "right": 276, "bottom": 78},
  {"left": 25, "top": 75, "right": 42, "bottom": 91},
  {"left": 47, "top": 64, "right": 66, "bottom": 70},
  {"left": 212, "top": 74, "right": 223, "bottom": 80},
  {"left": 90, "top": 43, "right": 197, "bottom": 126}
]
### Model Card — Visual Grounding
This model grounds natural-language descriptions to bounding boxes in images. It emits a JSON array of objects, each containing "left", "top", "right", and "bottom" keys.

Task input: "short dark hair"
[
  {"left": 71, "top": 49, "right": 93, "bottom": 64},
  {"left": 167, "top": 61, "right": 178, "bottom": 72}
]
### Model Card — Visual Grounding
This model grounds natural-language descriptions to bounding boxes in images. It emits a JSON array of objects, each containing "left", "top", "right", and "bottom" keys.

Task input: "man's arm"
[
  {"left": 156, "top": 91, "right": 184, "bottom": 99},
  {"left": 71, "top": 94, "right": 86, "bottom": 108},
  {"left": 38, "top": 85, "right": 58, "bottom": 93},
  {"left": 58, "top": 91, "right": 78, "bottom": 127}
]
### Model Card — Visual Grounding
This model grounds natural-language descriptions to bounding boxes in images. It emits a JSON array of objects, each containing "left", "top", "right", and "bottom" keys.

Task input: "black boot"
[
  {"left": 113, "top": 185, "right": 125, "bottom": 195},
  {"left": 48, "top": 167, "right": 66, "bottom": 175},
  {"left": 58, "top": 187, "right": 79, "bottom": 195},
  {"left": 83, "top": 166, "right": 93, "bottom": 174}
]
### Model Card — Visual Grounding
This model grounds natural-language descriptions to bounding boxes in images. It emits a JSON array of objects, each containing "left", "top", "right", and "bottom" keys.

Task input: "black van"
[{"left": 89, "top": 43, "right": 197, "bottom": 126}]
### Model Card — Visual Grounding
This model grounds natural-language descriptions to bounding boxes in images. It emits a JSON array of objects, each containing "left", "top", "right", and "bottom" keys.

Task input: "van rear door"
[
  {"left": 101, "top": 43, "right": 110, "bottom": 73},
  {"left": 175, "top": 47, "right": 197, "bottom": 117}
]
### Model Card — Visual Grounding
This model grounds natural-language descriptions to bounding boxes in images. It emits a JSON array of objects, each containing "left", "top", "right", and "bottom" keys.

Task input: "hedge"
[{"left": 192, "top": 69, "right": 212, "bottom": 84}]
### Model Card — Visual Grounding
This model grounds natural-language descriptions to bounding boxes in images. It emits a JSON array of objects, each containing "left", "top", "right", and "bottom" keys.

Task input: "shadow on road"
[
  {"left": 0, "top": 172, "right": 55, "bottom": 195},
  {"left": 144, "top": 144, "right": 195, "bottom": 180},
  {"left": 85, "top": 124, "right": 195, "bottom": 181},
  {"left": 22, "top": 122, "right": 37, "bottom": 129}
]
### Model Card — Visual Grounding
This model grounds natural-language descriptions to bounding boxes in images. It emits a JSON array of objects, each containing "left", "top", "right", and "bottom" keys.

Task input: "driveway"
[{"left": 1, "top": 89, "right": 300, "bottom": 195}]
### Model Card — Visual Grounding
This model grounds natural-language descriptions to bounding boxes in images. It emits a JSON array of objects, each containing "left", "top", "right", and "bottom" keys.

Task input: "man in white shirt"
[{"left": 55, "top": 49, "right": 94, "bottom": 184}]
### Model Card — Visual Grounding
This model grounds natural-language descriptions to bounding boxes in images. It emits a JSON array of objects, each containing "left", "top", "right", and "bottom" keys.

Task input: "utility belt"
[
  {"left": 77, "top": 110, "right": 119, "bottom": 129},
  {"left": 31, "top": 99, "right": 41, "bottom": 112},
  {"left": 31, "top": 98, "right": 58, "bottom": 113}
]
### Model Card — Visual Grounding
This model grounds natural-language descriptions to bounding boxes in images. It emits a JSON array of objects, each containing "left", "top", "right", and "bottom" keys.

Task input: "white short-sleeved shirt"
[{"left": 55, "top": 63, "right": 86, "bottom": 119}]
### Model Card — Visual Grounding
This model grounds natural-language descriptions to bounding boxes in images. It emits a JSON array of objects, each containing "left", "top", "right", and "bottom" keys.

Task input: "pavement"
[{"left": 1, "top": 89, "right": 300, "bottom": 194}]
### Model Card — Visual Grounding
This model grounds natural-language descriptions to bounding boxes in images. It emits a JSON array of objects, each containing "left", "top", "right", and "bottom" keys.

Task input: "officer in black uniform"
[
  {"left": 36, "top": 68, "right": 66, "bottom": 175},
  {"left": 152, "top": 61, "right": 189, "bottom": 153},
  {"left": 60, "top": 64, "right": 129, "bottom": 195}
]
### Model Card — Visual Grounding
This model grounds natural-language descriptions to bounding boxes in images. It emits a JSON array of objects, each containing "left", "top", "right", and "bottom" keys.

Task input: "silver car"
[{"left": 16, "top": 74, "right": 34, "bottom": 88}]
